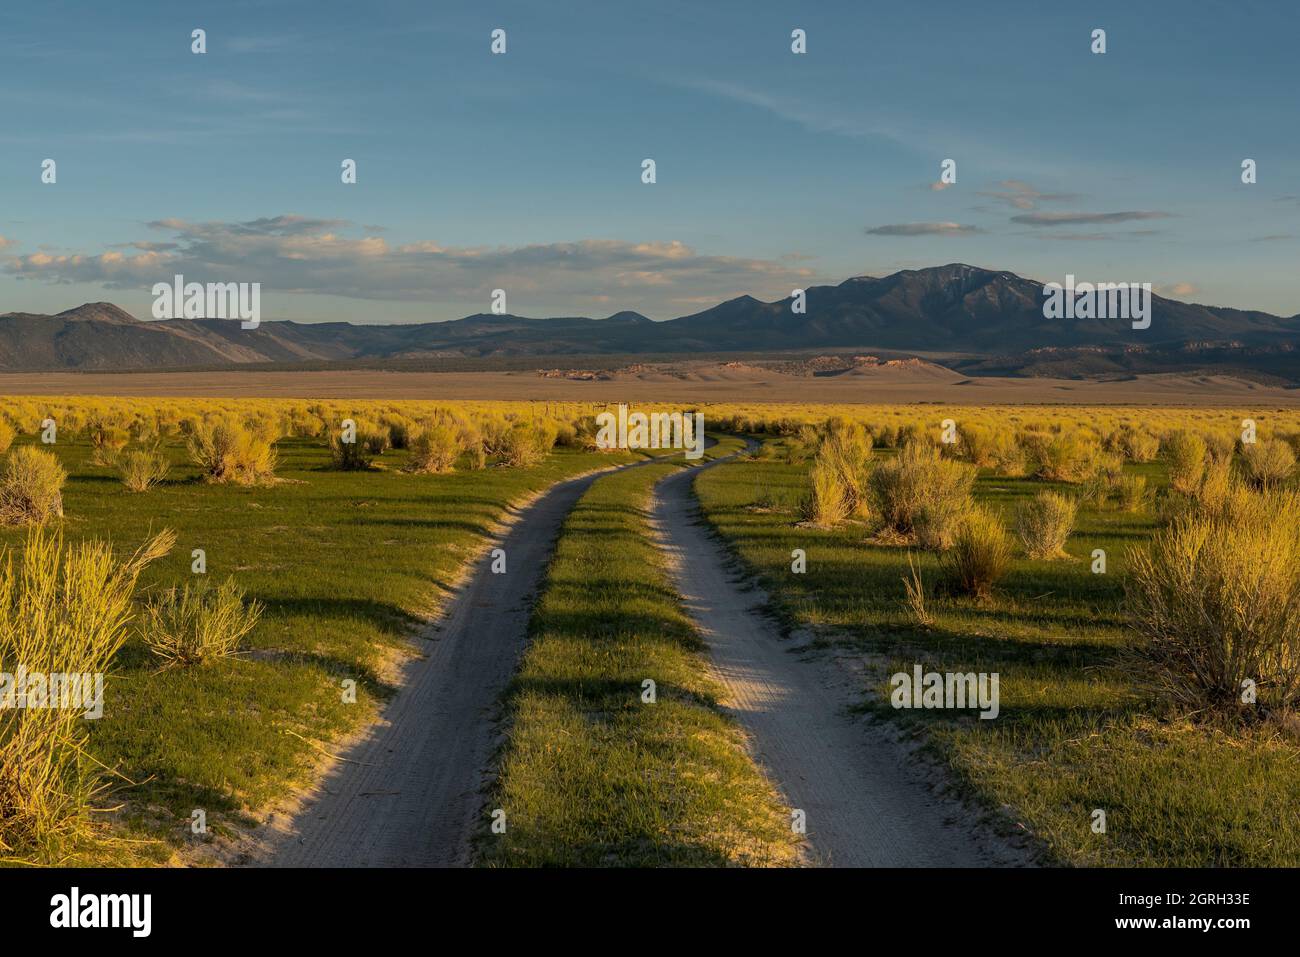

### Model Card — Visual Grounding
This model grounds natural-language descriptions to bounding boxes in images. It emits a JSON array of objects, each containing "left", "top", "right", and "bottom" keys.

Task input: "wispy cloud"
[
  {"left": 865, "top": 222, "right": 984, "bottom": 236},
  {"left": 226, "top": 36, "right": 296, "bottom": 54},
  {"left": 1011, "top": 211, "right": 1173, "bottom": 227},
  {"left": 977, "top": 180, "right": 1080, "bottom": 210},
  {"left": 1029, "top": 229, "right": 1164, "bottom": 242},
  {"left": 675, "top": 78, "right": 913, "bottom": 148},
  {"left": 203, "top": 80, "right": 286, "bottom": 104}
]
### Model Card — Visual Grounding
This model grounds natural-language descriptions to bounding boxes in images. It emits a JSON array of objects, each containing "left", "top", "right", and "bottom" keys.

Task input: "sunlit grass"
[
  {"left": 0, "top": 429, "right": 642, "bottom": 864},
  {"left": 696, "top": 444, "right": 1300, "bottom": 866}
]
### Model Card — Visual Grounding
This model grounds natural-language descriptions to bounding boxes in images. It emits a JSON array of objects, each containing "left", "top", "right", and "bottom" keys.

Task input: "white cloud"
[{"left": 3, "top": 215, "right": 818, "bottom": 318}]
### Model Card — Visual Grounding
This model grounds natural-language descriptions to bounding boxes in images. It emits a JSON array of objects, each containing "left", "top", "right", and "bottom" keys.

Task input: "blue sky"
[{"left": 2, "top": 0, "right": 1297, "bottom": 323}]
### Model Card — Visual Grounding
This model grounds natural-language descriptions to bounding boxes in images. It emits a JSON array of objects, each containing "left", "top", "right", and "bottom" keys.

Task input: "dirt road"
[
  {"left": 651, "top": 455, "right": 1027, "bottom": 867},
  {"left": 263, "top": 463, "right": 644, "bottom": 867},
  {"left": 260, "top": 442, "right": 1020, "bottom": 867}
]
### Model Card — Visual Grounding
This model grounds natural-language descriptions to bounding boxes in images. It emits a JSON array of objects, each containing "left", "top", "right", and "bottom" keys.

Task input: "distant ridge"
[{"left": 2, "top": 265, "right": 1296, "bottom": 381}]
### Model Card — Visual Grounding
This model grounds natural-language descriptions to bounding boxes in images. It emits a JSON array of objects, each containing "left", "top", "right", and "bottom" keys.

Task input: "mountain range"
[{"left": 2, "top": 264, "right": 1297, "bottom": 382}]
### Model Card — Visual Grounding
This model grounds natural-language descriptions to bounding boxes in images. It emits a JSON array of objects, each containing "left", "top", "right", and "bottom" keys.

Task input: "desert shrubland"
[
  {"left": 501, "top": 423, "right": 552, "bottom": 468},
  {"left": 381, "top": 414, "right": 415, "bottom": 450},
  {"left": 914, "top": 488, "right": 972, "bottom": 551},
  {"left": 1115, "top": 427, "right": 1160, "bottom": 463},
  {"left": 812, "top": 421, "right": 872, "bottom": 518}
]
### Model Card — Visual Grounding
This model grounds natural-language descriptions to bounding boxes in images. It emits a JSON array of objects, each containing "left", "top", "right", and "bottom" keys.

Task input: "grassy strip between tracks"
[{"left": 480, "top": 436, "right": 798, "bottom": 866}]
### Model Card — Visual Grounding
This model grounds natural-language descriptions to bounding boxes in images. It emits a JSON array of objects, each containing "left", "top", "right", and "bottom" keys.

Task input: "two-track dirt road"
[
  {"left": 650, "top": 451, "right": 1026, "bottom": 867},
  {"left": 260, "top": 443, "right": 1024, "bottom": 867}
]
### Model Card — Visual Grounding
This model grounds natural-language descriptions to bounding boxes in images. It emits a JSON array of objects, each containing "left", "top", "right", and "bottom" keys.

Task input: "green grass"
[
  {"left": 480, "top": 437, "right": 798, "bottom": 867},
  {"left": 0, "top": 433, "right": 648, "bottom": 864},
  {"left": 695, "top": 442, "right": 1300, "bottom": 867}
]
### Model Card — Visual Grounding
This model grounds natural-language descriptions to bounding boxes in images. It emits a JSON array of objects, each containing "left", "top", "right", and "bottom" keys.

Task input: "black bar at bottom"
[{"left": 0, "top": 867, "right": 1276, "bottom": 942}]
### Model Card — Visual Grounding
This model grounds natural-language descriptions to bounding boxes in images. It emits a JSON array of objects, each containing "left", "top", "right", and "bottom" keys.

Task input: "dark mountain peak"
[
  {"left": 887, "top": 263, "right": 1016, "bottom": 286},
  {"left": 53, "top": 302, "right": 138, "bottom": 323},
  {"left": 2, "top": 265, "right": 1296, "bottom": 379},
  {"left": 931, "top": 262, "right": 993, "bottom": 275}
]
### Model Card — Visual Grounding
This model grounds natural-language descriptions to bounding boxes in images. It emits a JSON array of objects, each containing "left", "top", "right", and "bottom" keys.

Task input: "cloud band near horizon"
[{"left": 1, "top": 214, "right": 820, "bottom": 320}]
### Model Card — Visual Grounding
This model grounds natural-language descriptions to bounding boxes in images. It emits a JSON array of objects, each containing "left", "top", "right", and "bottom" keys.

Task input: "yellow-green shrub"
[
  {"left": 140, "top": 576, "right": 262, "bottom": 668},
  {"left": 1016, "top": 490, "right": 1077, "bottom": 559},
  {"left": 89, "top": 426, "right": 129, "bottom": 467},
  {"left": 869, "top": 441, "right": 975, "bottom": 541},
  {"left": 501, "top": 424, "right": 548, "bottom": 468},
  {"left": 0, "top": 447, "right": 66, "bottom": 526},
  {"left": 0, "top": 528, "right": 173, "bottom": 861},
  {"left": 799, "top": 460, "right": 851, "bottom": 527},
  {"left": 960, "top": 424, "right": 1025, "bottom": 475},
  {"left": 1024, "top": 431, "right": 1100, "bottom": 483},
  {"left": 406, "top": 424, "right": 463, "bottom": 474},
  {"left": 187, "top": 417, "right": 277, "bottom": 485},
  {"left": 1242, "top": 439, "right": 1296, "bottom": 489},
  {"left": 1163, "top": 430, "right": 1208, "bottom": 495},
  {"left": 1116, "top": 475, "right": 1149, "bottom": 512},
  {"left": 116, "top": 449, "right": 169, "bottom": 493},
  {"left": 816, "top": 423, "right": 872, "bottom": 517},
  {"left": 1127, "top": 489, "right": 1300, "bottom": 718},
  {"left": 943, "top": 505, "right": 1013, "bottom": 598}
]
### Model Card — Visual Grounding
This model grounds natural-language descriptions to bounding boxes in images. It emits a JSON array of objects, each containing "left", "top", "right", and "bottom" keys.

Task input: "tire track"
[{"left": 650, "top": 449, "right": 1027, "bottom": 867}]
